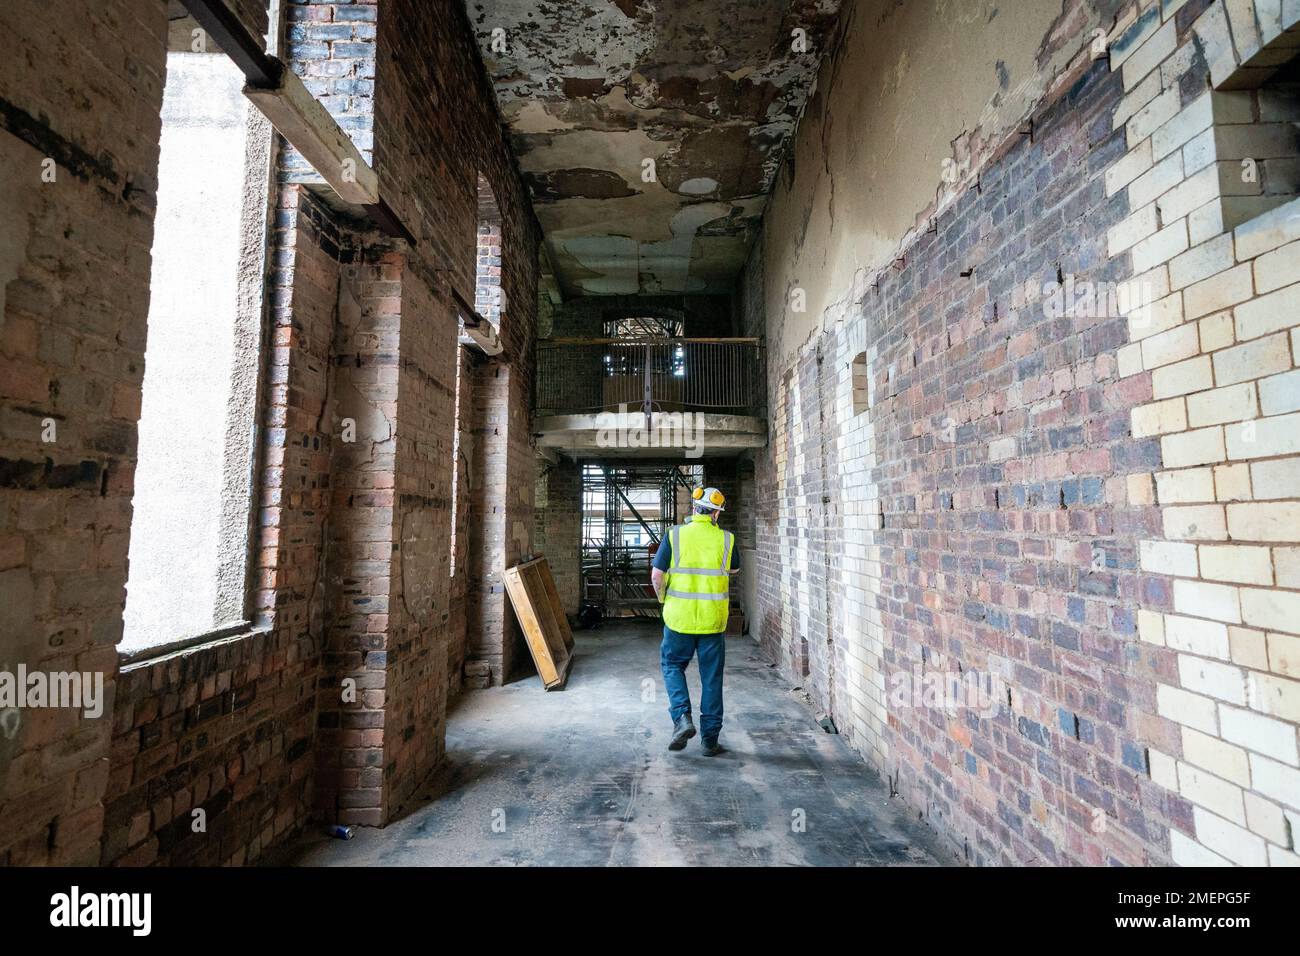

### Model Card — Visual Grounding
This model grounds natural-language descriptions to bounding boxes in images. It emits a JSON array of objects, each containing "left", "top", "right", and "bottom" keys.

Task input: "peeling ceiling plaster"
[{"left": 467, "top": 0, "right": 842, "bottom": 296}]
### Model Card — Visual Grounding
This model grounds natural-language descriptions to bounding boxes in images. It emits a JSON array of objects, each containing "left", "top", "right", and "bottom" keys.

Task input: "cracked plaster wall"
[{"left": 762, "top": 0, "right": 1118, "bottom": 366}]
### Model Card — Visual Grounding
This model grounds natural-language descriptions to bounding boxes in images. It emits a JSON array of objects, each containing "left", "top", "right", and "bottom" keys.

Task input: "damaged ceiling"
[{"left": 467, "top": 0, "right": 842, "bottom": 297}]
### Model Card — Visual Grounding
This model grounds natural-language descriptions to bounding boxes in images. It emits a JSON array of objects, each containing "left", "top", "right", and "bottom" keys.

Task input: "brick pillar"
[
  {"left": 315, "top": 240, "right": 402, "bottom": 826},
  {"left": 315, "top": 244, "right": 460, "bottom": 824},
  {"left": 384, "top": 262, "right": 457, "bottom": 814},
  {"left": 535, "top": 456, "right": 581, "bottom": 616},
  {"left": 447, "top": 345, "right": 474, "bottom": 694},
  {"left": 465, "top": 358, "right": 533, "bottom": 685},
  {"left": 466, "top": 360, "right": 511, "bottom": 685}
]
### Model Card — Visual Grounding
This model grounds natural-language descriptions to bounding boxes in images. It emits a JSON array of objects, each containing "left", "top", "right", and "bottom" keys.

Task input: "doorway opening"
[{"left": 579, "top": 462, "right": 702, "bottom": 621}]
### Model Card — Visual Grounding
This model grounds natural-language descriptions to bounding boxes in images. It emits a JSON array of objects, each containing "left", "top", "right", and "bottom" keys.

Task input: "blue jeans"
[{"left": 660, "top": 626, "right": 725, "bottom": 741}]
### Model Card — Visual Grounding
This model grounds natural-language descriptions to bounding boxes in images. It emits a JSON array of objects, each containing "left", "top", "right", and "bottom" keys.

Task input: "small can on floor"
[{"left": 329, "top": 824, "right": 355, "bottom": 840}]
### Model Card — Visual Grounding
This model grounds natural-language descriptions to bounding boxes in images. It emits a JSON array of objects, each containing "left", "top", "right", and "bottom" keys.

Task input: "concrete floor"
[{"left": 287, "top": 622, "right": 951, "bottom": 866}]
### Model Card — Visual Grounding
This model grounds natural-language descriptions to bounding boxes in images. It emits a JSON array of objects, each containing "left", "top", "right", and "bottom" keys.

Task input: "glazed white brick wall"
[
  {"left": 1155, "top": 465, "right": 1214, "bottom": 502},
  {"left": 1219, "top": 705, "right": 1299, "bottom": 764},
  {"left": 1186, "top": 381, "right": 1257, "bottom": 425},
  {"left": 1193, "top": 807, "right": 1269, "bottom": 866},
  {"left": 1171, "top": 829, "right": 1233, "bottom": 865},
  {"left": 1250, "top": 754, "right": 1300, "bottom": 809},
  {"left": 1198, "top": 310, "right": 1234, "bottom": 353},
  {"left": 1152, "top": 354, "right": 1213, "bottom": 397},
  {"left": 1157, "top": 683, "right": 1219, "bottom": 734},
  {"left": 1214, "top": 461, "right": 1252, "bottom": 500},
  {"left": 1227, "top": 501, "right": 1300, "bottom": 540},
  {"left": 1235, "top": 198, "right": 1300, "bottom": 260},
  {"left": 1133, "top": 219, "right": 1190, "bottom": 272},
  {"left": 1129, "top": 151, "right": 1185, "bottom": 209},
  {"left": 1106, "top": 136, "right": 1154, "bottom": 194},
  {"left": 1235, "top": 282, "right": 1300, "bottom": 340},
  {"left": 1277, "top": 547, "right": 1300, "bottom": 587},
  {"left": 1131, "top": 395, "right": 1187, "bottom": 436},
  {"left": 1212, "top": 332, "right": 1292, "bottom": 385},
  {"left": 1174, "top": 578, "right": 1242, "bottom": 623},
  {"left": 1183, "top": 262, "right": 1254, "bottom": 319},
  {"left": 1202, "top": 739, "right": 1255, "bottom": 796},
  {"left": 1123, "top": 17, "right": 1176, "bottom": 88},
  {"left": 1225, "top": 410, "right": 1300, "bottom": 458},
  {"left": 1108, "top": 203, "right": 1159, "bottom": 256},
  {"left": 1169, "top": 233, "right": 1234, "bottom": 290},
  {"left": 1141, "top": 322, "right": 1200, "bottom": 369},
  {"left": 1129, "top": 290, "right": 1184, "bottom": 340},
  {"left": 1180, "top": 761, "right": 1247, "bottom": 822},
  {"left": 1151, "top": 89, "right": 1215, "bottom": 159},
  {"left": 1157, "top": 164, "right": 1220, "bottom": 223},
  {"left": 1258, "top": 367, "right": 1300, "bottom": 414},
  {"left": 1109, "top": 0, "right": 1300, "bottom": 868},
  {"left": 1199, "top": 544, "right": 1274, "bottom": 585},
  {"left": 1165, "top": 613, "right": 1231, "bottom": 657},
  {"left": 1229, "top": 625, "right": 1269, "bottom": 668},
  {"left": 1127, "top": 86, "right": 1182, "bottom": 146},
  {"left": 1269, "top": 632, "right": 1300, "bottom": 676},
  {"left": 1163, "top": 503, "right": 1228, "bottom": 540},
  {"left": 1161, "top": 424, "right": 1225, "bottom": 467},
  {"left": 1253, "top": 239, "right": 1300, "bottom": 293},
  {"left": 1245, "top": 791, "right": 1292, "bottom": 845},
  {"left": 1141, "top": 539, "right": 1200, "bottom": 575},
  {"left": 1241, "top": 587, "right": 1300, "bottom": 634},
  {"left": 1255, "top": 673, "right": 1300, "bottom": 722}
]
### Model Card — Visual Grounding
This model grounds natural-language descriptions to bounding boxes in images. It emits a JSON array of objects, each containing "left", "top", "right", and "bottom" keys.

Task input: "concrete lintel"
[
  {"left": 535, "top": 412, "right": 767, "bottom": 459},
  {"left": 459, "top": 322, "right": 503, "bottom": 356},
  {"left": 243, "top": 69, "right": 380, "bottom": 207},
  {"left": 538, "top": 411, "right": 767, "bottom": 433}
]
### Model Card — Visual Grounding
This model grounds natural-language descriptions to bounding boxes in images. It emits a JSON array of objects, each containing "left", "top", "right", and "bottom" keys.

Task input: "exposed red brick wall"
[
  {"left": 313, "top": 232, "right": 400, "bottom": 826},
  {"left": 283, "top": 0, "right": 376, "bottom": 165},
  {"left": 447, "top": 346, "right": 475, "bottom": 695},
  {"left": 535, "top": 457, "right": 582, "bottom": 617},
  {"left": 752, "top": 0, "right": 1300, "bottom": 870},
  {"left": 374, "top": 0, "right": 538, "bottom": 364},
  {"left": 475, "top": 220, "right": 504, "bottom": 326},
  {"left": 751, "top": 55, "right": 1185, "bottom": 865},
  {"left": 0, "top": 0, "right": 168, "bottom": 866},
  {"left": 257, "top": 188, "right": 339, "bottom": 638},
  {"left": 466, "top": 361, "right": 516, "bottom": 684},
  {"left": 105, "top": 627, "right": 319, "bottom": 865},
  {"left": 377, "top": 1, "right": 540, "bottom": 692},
  {"left": 5, "top": 0, "right": 541, "bottom": 865},
  {"left": 104, "top": 187, "right": 338, "bottom": 865},
  {"left": 384, "top": 261, "right": 458, "bottom": 814}
]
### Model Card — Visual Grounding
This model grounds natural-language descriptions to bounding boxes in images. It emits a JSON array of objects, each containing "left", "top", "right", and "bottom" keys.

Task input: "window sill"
[{"left": 118, "top": 621, "right": 268, "bottom": 670}]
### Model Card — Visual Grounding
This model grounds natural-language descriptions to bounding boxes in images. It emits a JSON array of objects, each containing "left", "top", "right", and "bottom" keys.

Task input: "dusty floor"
[{"left": 286, "top": 622, "right": 952, "bottom": 866}]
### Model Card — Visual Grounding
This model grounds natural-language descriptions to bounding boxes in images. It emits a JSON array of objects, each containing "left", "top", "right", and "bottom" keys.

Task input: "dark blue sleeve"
[
  {"left": 652, "top": 536, "right": 672, "bottom": 571},
  {"left": 730, "top": 545, "right": 740, "bottom": 571}
]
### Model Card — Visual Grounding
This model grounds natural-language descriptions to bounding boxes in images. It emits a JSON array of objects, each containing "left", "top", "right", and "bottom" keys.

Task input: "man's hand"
[{"left": 651, "top": 568, "right": 667, "bottom": 604}]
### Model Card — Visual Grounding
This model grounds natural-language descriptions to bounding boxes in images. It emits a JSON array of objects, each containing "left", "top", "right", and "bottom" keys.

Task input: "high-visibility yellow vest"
[{"left": 663, "top": 514, "right": 734, "bottom": 634}]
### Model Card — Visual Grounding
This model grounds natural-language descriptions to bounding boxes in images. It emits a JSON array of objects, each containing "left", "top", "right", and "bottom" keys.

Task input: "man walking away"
[{"left": 650, "top": 486, "right": 739, "bottom": 756}]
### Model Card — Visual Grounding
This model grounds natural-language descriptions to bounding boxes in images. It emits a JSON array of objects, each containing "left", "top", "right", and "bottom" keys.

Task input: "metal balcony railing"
[{"left": 535, "top": 337, "right": 765, "bottom": 417}]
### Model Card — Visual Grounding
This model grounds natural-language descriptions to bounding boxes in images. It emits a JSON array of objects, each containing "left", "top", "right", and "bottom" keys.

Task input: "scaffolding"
[{"left": 581, "top": 462, "right": 702, "bottom": 620}]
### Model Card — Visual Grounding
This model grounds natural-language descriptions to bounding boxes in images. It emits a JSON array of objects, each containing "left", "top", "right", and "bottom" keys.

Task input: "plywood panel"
[{"left": 503, "top": 556, "right": 574, "bottom": 690}]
